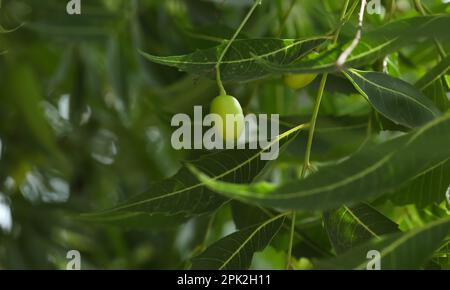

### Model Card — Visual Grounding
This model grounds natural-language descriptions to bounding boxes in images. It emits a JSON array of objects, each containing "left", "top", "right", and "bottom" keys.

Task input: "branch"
[{"left": 336, "top": 0, "right": 367, "bottom": 70}]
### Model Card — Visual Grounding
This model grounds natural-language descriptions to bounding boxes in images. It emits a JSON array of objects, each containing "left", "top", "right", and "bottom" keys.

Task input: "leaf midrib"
[
  {"left": 344, "top": 205, "right": 380, "bottom": 239},
  {"left": 228, "top": 115, "right": 449, "bottom": 201},
  {"left": 349, "top": 70, "right": 437, "bottom": 117},
  {"left": 355, "top": 217, "right": 450, "bottom": 269},
  {"left": 96, "top": 124, "right": 307, "bottom": 213},
  {"left": 218, "top": 213, "right": 286, "bottom": 270},
  {"left": 263, "top": 38, "right": 398, "bottom": 71},
  {"left": 143, "top": 37, "right": 326, "bottom": 66}
]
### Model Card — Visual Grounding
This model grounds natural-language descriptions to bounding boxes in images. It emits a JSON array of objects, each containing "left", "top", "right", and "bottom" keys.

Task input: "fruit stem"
[
  {"left": 286, "top": 211, "right": 296, "bottom": 269},
  {"left": 285, "top": 0, "right": 353, "bottom": 268},
  {"left": 301, "top": 73, "right": 328, "bottom": 178},
  {"left": 216, "top": 0, "right": 262, "bottom": 96},
  {"left": 286, "top": 74, "right": 328, "bottom": 270},
  {"left": 286, "top": 0, "right": 351, "bottom": 268}
]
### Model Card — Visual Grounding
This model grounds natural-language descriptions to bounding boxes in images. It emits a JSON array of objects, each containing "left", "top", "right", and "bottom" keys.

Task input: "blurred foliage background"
[{"left": 0, "top": 0, "right": 449, "bottom": 269}]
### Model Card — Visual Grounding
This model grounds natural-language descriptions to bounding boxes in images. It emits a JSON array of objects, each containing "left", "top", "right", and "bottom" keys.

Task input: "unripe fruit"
[
  {"left": 283, "top": 73, "right": 318, "bottom": 90},
  {"left": 210, "top": 94, "right": 244, "bottom": 142}
]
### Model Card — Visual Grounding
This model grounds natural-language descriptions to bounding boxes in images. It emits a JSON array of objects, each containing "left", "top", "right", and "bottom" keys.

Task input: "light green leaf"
[
  {"left": 316, "top": 217, "right": 450, "bottom": 269},
  {"left": 191, "top": 214, "right": 286, "bottom": 270},
  {"left": 324, "top": 203, "right": 400, "bottom": 254},
  {"left": 345, "top": 69, "right": 440, "bottom": 128},
  {"left": 190, "top": 114, "right": 450, "bottom": 211},
  {"left": 140, "top": 37, "right": 327, "bottom": 82}
]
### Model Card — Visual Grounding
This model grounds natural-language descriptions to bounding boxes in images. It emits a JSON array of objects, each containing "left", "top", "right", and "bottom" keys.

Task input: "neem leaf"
[
  {"left": 82, "top": 123, "right": 307, "bottom": 221},
  {"left": 415, "top": 55, "right": 450, "bottom": 91},
  {"left": 191, "top": 214, "right": 285, "bottom": 270},
  {"left": 140, "top": 37, "right": 327, "bottom": 82},
  {"left": 190, "top": 114, "right": 450, "bottom": 211},
  {"left": 324, "top": 203, "right": 400, "bottom": 254},
  {"left": 317, "top": 217, "right": 450, "bottom": 270},
  {"left": 390, "top": 159, "right": 450, "bottom": 208},
  {"left": 344, "top": 69, "right": 440, "bottom": 128},
  {"left": 259, "top": 15, "right": 450, "bottom": 74}
]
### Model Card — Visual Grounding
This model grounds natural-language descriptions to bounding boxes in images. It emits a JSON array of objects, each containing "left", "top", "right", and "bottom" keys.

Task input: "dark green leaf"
[
  {"left": 141, "top": 37, "right": 327, "bottom": 82},
  {"left": 345, "top": 69, "right": 440, "bottom": 128},
  {"left": 324, "top": 203, "right": 400, "bottom": 254},
  {"left": 283, "top": 115, "right": 369, "bottom": 162},
  {"left": 190, "top": 114, "right": 450, "bottom": 211},
  {"left": 191, "top": 214, "right": 285, "bottom": 270},
  {"left": 422, "top": 78, "right": 450, "bottom": 113},
  {"left": 231, "top": 201, "right": 269, "bottom": 229},
  {"left": 83, "top": 123, "right": 306, "bottom": 220},
  {"left": 316, "top": 217, "right": 450, "bottom": 269},
  {"left": 390, "top": 160, "right": 450, "bottom": 208},
  {"left": 258, "top": 16, "right": 450, "bottom": 74},
  {"left": 415, "top": 55, "right": 450, "bottom": 91}
]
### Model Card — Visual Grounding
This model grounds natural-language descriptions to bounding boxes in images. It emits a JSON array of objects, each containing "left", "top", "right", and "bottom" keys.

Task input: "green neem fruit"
[
  {"left": 210, "top": 95, "right": 244, "bottom": 142},
  {"left": 283, "top": 73, "right": 318, "bottom": 90}
]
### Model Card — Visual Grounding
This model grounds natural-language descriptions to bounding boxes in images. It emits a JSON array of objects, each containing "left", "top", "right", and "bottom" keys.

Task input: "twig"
[
  {"left": 286, "top": 1, "right": 352, "bottom": 269},
  {"left": 336, "top": 0, "right": 368, "bottom": 70},
  {"left": 216, "top": 0, "right": 262, "bottom": 96},
  {"left": 300, "top": 74, "right": 328, "bottom": 178}
]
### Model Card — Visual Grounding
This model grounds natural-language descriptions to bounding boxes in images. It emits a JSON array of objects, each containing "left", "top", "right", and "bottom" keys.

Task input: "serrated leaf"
[
  {"left": 191, "top": 214, "right": 285, "bottom": 270},
  {"left": 259, "top": 16, "right": 450, "bottom": 74},
  {"left": 344, "top": 69, "right": 440, "bottom": 128},
  {"left": 190, "top": 114, "right": 450, "bottom": 211},
  {"left": 316, "top": 217, "right": 450, "bottom": 270},
  {"left": 390, "top": 160, "right": 450, "bottom": 208},
  {"left": 82, "top": 123, "right": 307, "bottom": 221},
  {"left": 231, "top": 202, "right": 331, "bottom": 258},
  {"left": 324, "top": 203, "right": 400, "bottom": 254},
  {"left": 140, "top": 37, "right": 327, "bottom": 82}
]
